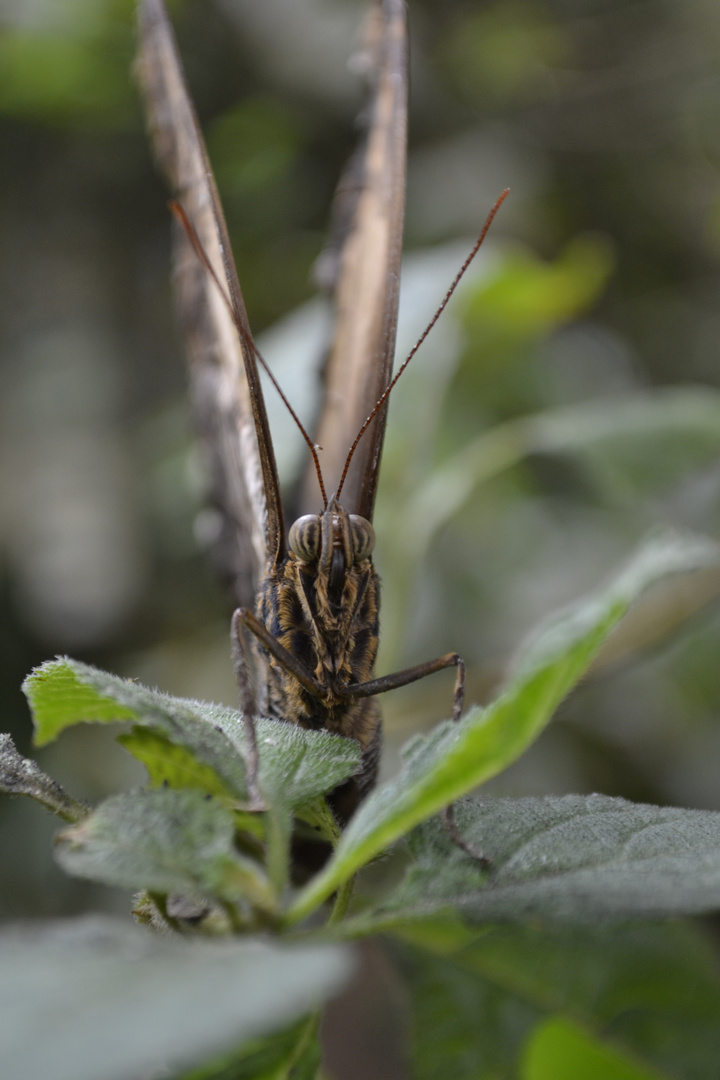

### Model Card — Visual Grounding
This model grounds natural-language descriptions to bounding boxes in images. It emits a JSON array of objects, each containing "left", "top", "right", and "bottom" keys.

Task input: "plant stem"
[{"left": 328, "top": 875, "right": 354, "bottom": 925}]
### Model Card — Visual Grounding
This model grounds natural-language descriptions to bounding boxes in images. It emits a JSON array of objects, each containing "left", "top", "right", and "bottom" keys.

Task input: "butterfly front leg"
[
  {"left": 232, "top": 604, "right": 332, "bottom": 811},
  {"left": 344, "top": 652, "right": 490, "bottom": 868},
  {"left": 234, "top": 607, "right": 329, "bottom": 700},
  {"left": 341, "top": 651, "right": 466, "bottom": 721},
  {"left": 235, "top": 607, "right": 489, "bottom": 865},
  {"left": 440, "top": 804, "right": 490, "bottom": 867},
  {"left": 231, "top": 605, "right": 334, "bottom": 806}
]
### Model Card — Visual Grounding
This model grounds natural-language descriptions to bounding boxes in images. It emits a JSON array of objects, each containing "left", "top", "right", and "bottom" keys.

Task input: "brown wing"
[
  {"left": 136, "top": 0, "right": 285, "bottom": 605},
  {"left": 301, "top": 0, "right": 408, "bottom": 519}
]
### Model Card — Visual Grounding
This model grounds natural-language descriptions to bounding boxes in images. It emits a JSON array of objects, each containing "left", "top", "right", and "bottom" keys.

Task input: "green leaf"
[
  {"left": 24, "top": 661, "right": 245, "bottom": 799},
  {"left": 23, "top": 658, "right": 360, "bottom": 809},
  {"left": 463, "top": 237, "right": 614, "bottom": 349},
  {"left": 248, "top": 713, "right": 361, "bottom": 811},
  {"left": 383, "top": 794, "right": 720, "bottom": 924},
  {"left": 0, "top": 916, "right": 350, "bottom": 1080},
  {"left": 404, "top": 387, "right": 720, "bottom": 562},
  {"left": 117, "top": 728, "right": 239, "bottom": 799},
  {"left": 393, "top": 920, "right": 720, "bottom": 1080},
  {"left": 521, "top": 1017, "right": 665, "bottom": 1080},
  {"left": 288, "top": 530, "right": 720, "bottom": 921},
  {"left": 296, "top": 797, "right": 341, "bottom": 843},
  {"left": 25, "top": 659, "right": 138, "bottom": 742},
  {"left": 55, "top": 788, "right": 276, "bottom": 915}
]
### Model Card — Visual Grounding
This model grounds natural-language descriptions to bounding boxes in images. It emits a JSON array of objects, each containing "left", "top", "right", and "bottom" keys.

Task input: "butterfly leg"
[
  {"left": 441, "top": 663, "right": 490, "bottom": 867},
  {"left": 441, "top": 804, "right": 490, "bottom": 867},
  {"left": 439, "top": 658, "right": 490, "bottom": 868},
  {"left": 234, "top": 607, "right": 329, "bottom": 698},
  {"left": 345, "top": 652, "right": 489, "bottom": 866},
  {"left": 344, "top": 651, "right": 466, "bottom": 717},
  {"left": 230, "top": 609, "right": 265, "bottom": 811}
]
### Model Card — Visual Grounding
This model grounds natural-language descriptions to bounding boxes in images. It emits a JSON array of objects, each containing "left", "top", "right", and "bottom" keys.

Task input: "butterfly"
[{"left": 136, "top": 0, "right": 504, "bottom": 845}]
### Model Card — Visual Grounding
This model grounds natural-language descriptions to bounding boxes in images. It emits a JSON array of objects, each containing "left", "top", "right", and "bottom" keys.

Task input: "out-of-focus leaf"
[
  {"left": 0, "top": 32, "right": 133, "bottom": 126},
  {"left": 462, "top": 237, "right": 614, "bottom": 353},
  {"left": 404, "top": 387, "right": 720, "bottom": 561},
  {"left": 442, "top": 3, "right": 571, "bottom": 104},
  {"left": 0, "top": 916, "right": 350, "bottom": 1080},
  {"left": 393, "top": 920, "right": 720, "bottom": 1080},
  {"left": 395, "top": 939, "right": 540, "bottom": 1080},
  {"left": 521, "top": 1017, "right": 664, "bottom": 1080},
  {"left": 288, "top": 530, "right": 720, "bottom": 921},
  {"left": 179, "top": 1016, "right": 320, "bottom": 1080},
  {"left": 208, "top": 98, "right": 304, "bottom": 199}
]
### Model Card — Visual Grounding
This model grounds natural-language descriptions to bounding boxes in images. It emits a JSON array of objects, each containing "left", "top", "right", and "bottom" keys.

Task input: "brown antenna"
[
  {"left": 334, "top": 188, "right": 510, "bottom": 504},
  {"left": 169, "top": 200, "right": 329, "bottom": 509}
]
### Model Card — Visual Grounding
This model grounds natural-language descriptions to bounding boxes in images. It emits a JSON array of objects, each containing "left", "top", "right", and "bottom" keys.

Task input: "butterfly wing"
[
  {"left": 301, "top": 0, "right": 408, "bottom": 520},
  {"left": 136, "top": 0, "right": 285, "bottom": 606}
]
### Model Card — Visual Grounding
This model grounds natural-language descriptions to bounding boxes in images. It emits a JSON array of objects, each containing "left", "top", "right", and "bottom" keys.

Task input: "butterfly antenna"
[
  {"left": 334, "top": 188, "right": 510, "bottom": 503},
  {"left": 170, "top": 201, "right": 328, "bottom": 508}
]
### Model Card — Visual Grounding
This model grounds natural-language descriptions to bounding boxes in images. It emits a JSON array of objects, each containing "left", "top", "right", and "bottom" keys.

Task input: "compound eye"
[
  {"left": 349, "top": 515, "right": 376, "bottom": 562},
  {"left": 288, "top": 515, "right": 321, "bottom": 562}
]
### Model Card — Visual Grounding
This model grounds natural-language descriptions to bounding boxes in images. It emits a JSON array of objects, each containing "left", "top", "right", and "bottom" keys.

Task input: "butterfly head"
[{"left": 289, "top": 503, "right": 376, "bottom": 572}]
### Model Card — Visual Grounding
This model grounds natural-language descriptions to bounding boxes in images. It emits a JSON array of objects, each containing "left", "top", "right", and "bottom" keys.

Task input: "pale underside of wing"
[
  {"left": 136, "top": 0, "right": 284, "bottom": 606},
  {"left": 301, "top": 0, "right": 408, "bottom": 521}
]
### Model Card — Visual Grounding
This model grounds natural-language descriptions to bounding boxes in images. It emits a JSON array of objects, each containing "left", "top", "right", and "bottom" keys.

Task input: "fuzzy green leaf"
[
  {"left": 288, "top": 531, "right": 720, "bottom": 921},
  {"left": 24, "top": 660, "right": 247, "bottom": 794},
  {"left": 23, "top": 658, "right": 360, "bottom": 809},
  {"left": 116, "top": 728, "right": 238, "bottom": 799},
  {"left": 382, "top": 794, "right": 720, "bottom": 924},
  {"left": 55, "top": 788, "right": 275, "bottom": 913},
  {"left": 0, "top": 916, "right": 350, "bottom": 1080}
]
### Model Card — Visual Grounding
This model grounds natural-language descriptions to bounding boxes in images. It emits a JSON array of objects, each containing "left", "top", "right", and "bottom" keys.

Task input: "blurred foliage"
[
  {"left": 440, "top": 0, "right": 571, "bottom": 106},
  {"left": 3, "top": 0, "right": 720, "bottom": 1071},
  {"left": 0, "top": 0, "right": 136, "bottom": 127},
  {"left": 521, "top": 1018, "right": 661, "bottom": 1080}
]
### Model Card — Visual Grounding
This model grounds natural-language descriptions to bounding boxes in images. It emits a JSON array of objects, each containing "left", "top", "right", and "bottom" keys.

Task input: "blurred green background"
[{"left": 2, "top": 0, "right": 720, "bottom": 928}]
